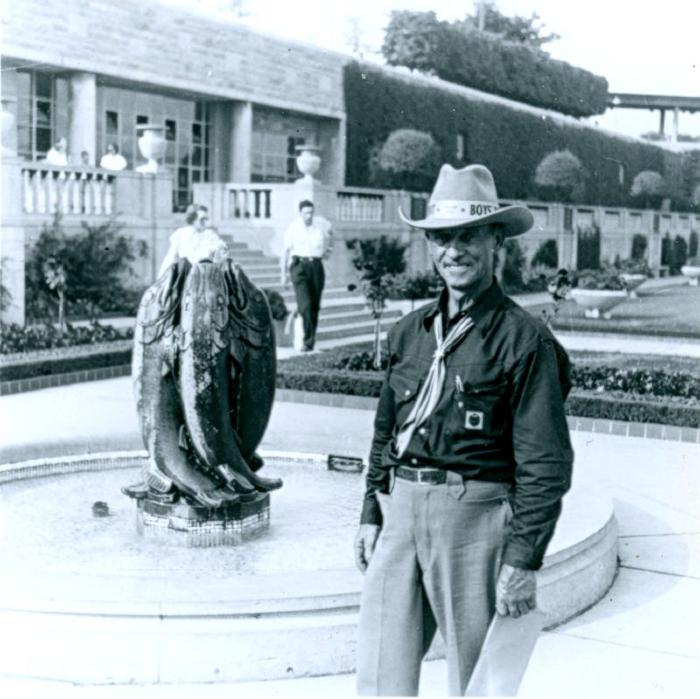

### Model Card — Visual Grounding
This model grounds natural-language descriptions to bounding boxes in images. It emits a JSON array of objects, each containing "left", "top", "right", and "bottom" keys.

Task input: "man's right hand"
[{"left": 354, "top": 524, "right": 381, "bottom": 574}]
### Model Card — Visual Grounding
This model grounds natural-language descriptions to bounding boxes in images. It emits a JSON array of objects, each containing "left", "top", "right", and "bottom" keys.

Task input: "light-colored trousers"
[{"left": 356, "top": 474, "right": 512, "bottom": 696}]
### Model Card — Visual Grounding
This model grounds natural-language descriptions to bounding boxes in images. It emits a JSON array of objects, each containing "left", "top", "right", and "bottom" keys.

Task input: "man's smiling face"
[{"left": 426, "top": 224, "right": 502, "bottom": 298}]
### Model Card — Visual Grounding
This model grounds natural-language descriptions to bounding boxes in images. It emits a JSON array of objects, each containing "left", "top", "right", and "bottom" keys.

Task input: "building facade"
[{"left": 2, "top": 0, "right": 347, "bottom": 211}]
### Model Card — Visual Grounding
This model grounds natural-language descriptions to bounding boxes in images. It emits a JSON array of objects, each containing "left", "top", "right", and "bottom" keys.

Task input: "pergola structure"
[{"left": 607, "top": 93, "right": 700, "bottom": 142}]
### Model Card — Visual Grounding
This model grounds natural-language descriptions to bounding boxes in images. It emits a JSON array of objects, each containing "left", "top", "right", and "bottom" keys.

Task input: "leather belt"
[
  {"left": 395, "top": 465, "right": 448, "bottom": 485},
  {"left": 292, "top": 255, "right": 321, "bottom": 262}
]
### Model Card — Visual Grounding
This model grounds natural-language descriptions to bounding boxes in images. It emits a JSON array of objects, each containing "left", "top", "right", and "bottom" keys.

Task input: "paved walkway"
[{"left": 0, "top": 379, "right": 699, "bottom": 697}]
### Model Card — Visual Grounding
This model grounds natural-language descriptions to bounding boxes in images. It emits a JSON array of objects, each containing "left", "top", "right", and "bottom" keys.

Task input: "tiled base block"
[{"left": 136, "top": 493, "right": 270, "bottom": 547}]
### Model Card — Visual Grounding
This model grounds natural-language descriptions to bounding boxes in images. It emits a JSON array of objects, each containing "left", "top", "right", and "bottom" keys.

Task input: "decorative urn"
[
  {"left": 136, "top": 124, "right": 167, "bottom": 174},
  {"left": 680, "top": 262, "right": 700, "bottom": 286},
  {"left": 295, "top": 144, "right": 322, "bottom": 181}
]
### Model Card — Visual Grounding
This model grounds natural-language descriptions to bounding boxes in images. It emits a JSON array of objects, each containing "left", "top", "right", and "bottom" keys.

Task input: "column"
[
  {"left": 658, "top": 109, "right": 666, "bottom": 139},
  {"left": 68, "top": 72, "right": 97, "bottom": 165},
  {"left": 230, "top": 101, "right": 253, "bottom": 182},
  {"left": 672, "top": 107, "right": 679, "bottom": 143}
]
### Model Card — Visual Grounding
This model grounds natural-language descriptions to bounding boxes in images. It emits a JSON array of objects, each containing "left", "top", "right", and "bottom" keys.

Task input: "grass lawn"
[{"left": 541, "top": 283, "right": 700, "bottom": 338}]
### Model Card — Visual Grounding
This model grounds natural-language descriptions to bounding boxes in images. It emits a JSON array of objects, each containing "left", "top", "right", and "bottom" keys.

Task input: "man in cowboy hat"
[{"left": 354, "top": 164, "right": 573, "bottom": 696}]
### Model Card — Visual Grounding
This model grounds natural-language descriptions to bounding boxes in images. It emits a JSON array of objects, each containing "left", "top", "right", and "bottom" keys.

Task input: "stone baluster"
[
  {"left": 23, "top": 169, "right": 34, "bottom": 213},
  {"left": 60, "top": 173, "right": 71, "bottom": 213},
  {"left": 92, "top": 177, "right": 103, "bottom": 215},
  {"left": 104, "top": 176, "right": 114, "bottom": 215},
  {"left": 36, "top": 172, "right": 47, "bottom": 214}
]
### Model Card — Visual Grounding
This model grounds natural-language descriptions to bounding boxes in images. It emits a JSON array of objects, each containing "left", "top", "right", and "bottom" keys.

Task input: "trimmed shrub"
[
  {"left": 631, "top": 233, "right": 648, "bottom": 261},
  {"left": 534, "top": 150, "right": 587, "bottom": 203},
  {"left": 0, "top": 321, "right": 133, "bottom": 355},
  {"left": 381, "top": 11, "right": 608, "bottom": 117},
  {"left": 671, "top": 235, "right": 688, "bottom": 275},
  {"left": 530, "top": 239, "right": 559, "bottom": 269},
  {"left": 630, "top": 170, "right": 666, "bottom": 209},
  {"left": 25, "top": 214, "right": 146, "bottom": 323},
  {"left": 688, "top": 230, "right": 699, "bottom": 259},
  {"left": 0, "top": 343, "right": 132, "bottom": 382},
  {"left": 273, "top": 367, "right": 699, "bottom": 428},
  {"left": 343, "top": 62, "right": 688, "bottom": 209},
  {"left": 576, "top": 224, "right": 601, "bottom": 270},
  {"left": 376, "top": 129, "right": 442, "bottom": 191}
]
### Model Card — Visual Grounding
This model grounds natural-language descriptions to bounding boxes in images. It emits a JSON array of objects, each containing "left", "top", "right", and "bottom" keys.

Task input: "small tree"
[
  {"left": 630, "top": 171, "right": 666, "bottom": 209},
  {"left": 534, "top": 150, "right": 587, "bottom": 203},
  {"left": 670, "top": 235, "right": 688, "bottom": 275},
  {"left": 42, "top": 258, "right": 67, "bottom": 330},
  {"left": 530, "top": 239, "right": 558, "bottom": 268},
  {"left": 631, "top": 233, "right": 648, "bottom": 261},
  {"left": 25, "top": 213, "right": 144, "bottom": 323},
  {"left": 377, "top": 129, "right": 442, "bottom": 191},
  {"left": 346, "top": 236, "right": 407, "bottom": 368},
  {"left": 689, "top": 230, "right": 699, "bottom": 259}
]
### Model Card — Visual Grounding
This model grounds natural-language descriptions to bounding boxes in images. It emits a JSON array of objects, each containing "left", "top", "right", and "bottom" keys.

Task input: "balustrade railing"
[
  {"left": 21, "top": 164, "right": 116, "bottom": 216},
  {"left": 226, "top": 186, "right": 272, "bottom": 219},
  {"left": 336, "top": 190, "right": 384, "bottom": 222}
]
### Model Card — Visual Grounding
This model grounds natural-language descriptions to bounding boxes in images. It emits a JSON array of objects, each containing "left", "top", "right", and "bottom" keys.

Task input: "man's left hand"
[{"left": 495, "top": 564, "right": 537, "bottom": 617}]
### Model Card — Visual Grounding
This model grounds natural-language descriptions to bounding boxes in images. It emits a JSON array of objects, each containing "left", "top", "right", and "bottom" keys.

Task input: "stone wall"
[{"left": 2, "top": 0, "right": 346, "bottom": 119}]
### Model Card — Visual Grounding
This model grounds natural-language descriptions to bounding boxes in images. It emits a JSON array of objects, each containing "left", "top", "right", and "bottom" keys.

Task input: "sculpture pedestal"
[{"left": 135, "top": 492, "right": 270, "bottom": 547}]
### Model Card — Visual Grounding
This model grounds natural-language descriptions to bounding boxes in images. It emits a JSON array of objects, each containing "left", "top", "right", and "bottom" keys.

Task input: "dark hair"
[
  {"left": 298, "top": 199, "right": 314, "bottom": 211},
  {"left": 108, "top": 143, "right": 119, "bottom": 153},
  {"left": 185, "top": 204, "right": 208, "bottom": 225}
]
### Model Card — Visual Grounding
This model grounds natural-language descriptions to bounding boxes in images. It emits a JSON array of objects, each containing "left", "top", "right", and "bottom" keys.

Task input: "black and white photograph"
[{"left": 1, "top": 0, "right": 698, "bottom": 696}]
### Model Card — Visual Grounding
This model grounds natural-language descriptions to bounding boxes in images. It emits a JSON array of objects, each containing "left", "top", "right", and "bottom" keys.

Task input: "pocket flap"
[{"left": 389, "top": 372, "right": 421, "bottom": 402}]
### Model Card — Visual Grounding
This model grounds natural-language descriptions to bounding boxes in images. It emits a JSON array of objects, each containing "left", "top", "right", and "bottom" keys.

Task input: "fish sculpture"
[{"left": 125, "top": 258, "right": 282, "bottom": 508}]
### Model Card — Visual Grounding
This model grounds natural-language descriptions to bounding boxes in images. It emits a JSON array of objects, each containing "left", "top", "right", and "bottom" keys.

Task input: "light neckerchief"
[{"left": 394, "top": 310, "right": 475, "bottom": 458}]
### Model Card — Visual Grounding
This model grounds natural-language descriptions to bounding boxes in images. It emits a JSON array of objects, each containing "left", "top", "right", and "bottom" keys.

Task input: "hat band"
[{"left": 428, "top": 200, "right": 500, "bottom": 220}]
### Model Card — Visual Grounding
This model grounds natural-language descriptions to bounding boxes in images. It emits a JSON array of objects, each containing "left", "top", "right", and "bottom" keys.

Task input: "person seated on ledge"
[
  {"left": 100, "top": 143, "right": 128, "bottom": 171},
  {"left": 44, "top": 137, "right": 68, "bottom": 166},
  {"left": 158, "top": 204, "right": 228, "bottom": 278}
]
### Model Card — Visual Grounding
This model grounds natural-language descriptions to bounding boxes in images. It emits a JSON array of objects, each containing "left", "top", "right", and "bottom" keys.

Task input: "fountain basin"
[{"left": 0, "top": 450, "right": 617, "bottom": 684}]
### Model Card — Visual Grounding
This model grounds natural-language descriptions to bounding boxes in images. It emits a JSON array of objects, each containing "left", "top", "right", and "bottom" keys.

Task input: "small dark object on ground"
[{"left": 92, "top": 501, "right": 110, "bottom": 517}]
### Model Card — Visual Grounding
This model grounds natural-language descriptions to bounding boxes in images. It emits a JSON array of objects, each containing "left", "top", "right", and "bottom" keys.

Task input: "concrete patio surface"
[{"left": 0, "top": 375, "right": 698, "bottom": 696}]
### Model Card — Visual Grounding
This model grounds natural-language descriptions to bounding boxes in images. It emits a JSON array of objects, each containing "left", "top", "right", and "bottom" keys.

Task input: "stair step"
[{"left": 247, "top": 274, "right": 286, "bottom": 286}]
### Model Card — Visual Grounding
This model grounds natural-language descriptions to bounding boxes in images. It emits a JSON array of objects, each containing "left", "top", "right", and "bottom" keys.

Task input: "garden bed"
[
  {"left": 277, "top": 344, "right": 700, "bottom": 428},
  {"left": 0, "top": 340, "right": 133, "bottom": 382}
]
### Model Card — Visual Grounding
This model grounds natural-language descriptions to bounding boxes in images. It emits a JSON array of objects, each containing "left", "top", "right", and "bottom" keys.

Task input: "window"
[
  {"left": 99, "top": 89, "right": 211, "bottom": 211},
  {"left": 251, "top": 107, "right": 320, "bottom": 183},
  {"left": 15, "top": 70, "right": 61, "bottom": 160}
]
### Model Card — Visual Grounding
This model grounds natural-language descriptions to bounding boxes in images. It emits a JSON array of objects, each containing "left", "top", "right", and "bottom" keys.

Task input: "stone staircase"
[{"left": 224, "top": 238, "right": 402, "bottom": 345}]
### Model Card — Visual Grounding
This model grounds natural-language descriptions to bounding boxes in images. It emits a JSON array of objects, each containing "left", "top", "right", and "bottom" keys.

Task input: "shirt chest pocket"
[
  {"left": 389, "top": 371, "right": 421, "bottom": 424},
  {"left": 452, "top": 378, "right": 509, "bottom": 437}
]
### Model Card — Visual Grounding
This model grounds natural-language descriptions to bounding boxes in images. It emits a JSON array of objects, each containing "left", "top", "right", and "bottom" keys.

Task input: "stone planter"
[
  {"left": 619, "top": 273, "right": 648, "bottom": 298},
  {"left": 295, "top": 144, "right": 321, "bottom": 181},
  {"left": 570, "top": 288, "right": 628, "bottom": 319},
  {"left": 680, "top": 265, "right": 700, "bottom": 286},
  {"left": 136, "top": 124, "right": 166, "bottom": 174}
]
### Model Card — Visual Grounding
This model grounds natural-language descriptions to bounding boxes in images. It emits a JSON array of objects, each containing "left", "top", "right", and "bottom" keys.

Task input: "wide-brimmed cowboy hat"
[{"left": 398, "top": 164, "right": 533, "bottom": 237}]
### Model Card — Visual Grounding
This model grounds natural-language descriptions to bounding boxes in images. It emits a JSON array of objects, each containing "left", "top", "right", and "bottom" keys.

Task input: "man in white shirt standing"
[{"left": 281, "top": 200, "right": 333, "bottom": 352}]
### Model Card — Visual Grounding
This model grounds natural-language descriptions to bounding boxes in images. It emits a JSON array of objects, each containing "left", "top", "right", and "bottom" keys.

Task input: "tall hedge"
[
  {"left": 382, "top": 11, "right": 608, "bottom": 118},
  {"left": 343, "top": 62, "right": 689, "bottom": 209}
]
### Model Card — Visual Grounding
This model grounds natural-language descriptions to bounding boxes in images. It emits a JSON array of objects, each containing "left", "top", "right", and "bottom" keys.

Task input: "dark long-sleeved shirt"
[{"left": 361, "top": 280, "right": 574, "bottom": 570}]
